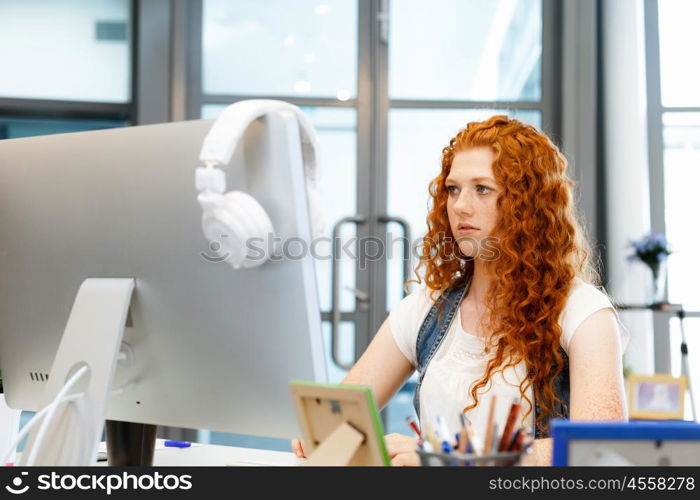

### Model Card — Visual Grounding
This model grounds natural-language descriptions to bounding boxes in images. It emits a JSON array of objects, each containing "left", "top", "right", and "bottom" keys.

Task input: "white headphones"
[{"left": 195, "top": 100, "right": 324, "bottom": 269}]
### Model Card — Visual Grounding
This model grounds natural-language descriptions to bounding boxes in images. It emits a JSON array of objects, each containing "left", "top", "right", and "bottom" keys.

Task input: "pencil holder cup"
[{"left": 417, "top": 449, "right": 524, "bottom": 466}]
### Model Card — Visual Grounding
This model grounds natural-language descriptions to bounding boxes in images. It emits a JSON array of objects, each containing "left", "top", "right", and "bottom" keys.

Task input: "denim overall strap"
[
  {"left": 532, "top": 346, "right": 570, "bottom": 438},
  {"left": 412, "top": 282, "right": 470, "bottom": 422}
]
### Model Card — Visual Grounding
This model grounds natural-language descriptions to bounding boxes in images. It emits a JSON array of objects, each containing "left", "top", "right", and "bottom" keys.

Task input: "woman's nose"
[{"left": 453, "top": 192, "right": 474, "bottom": 215}]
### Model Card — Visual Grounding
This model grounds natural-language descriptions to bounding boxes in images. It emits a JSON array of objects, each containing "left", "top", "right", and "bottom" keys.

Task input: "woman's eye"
[
  {"left": 476, "top": 185, "right": 492, "bottom": 194},
  {"left": 446, "top": 185, "right": 458, "bottom": 194}
]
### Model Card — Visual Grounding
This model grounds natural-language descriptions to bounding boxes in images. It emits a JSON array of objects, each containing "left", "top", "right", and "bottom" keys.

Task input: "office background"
[{"left": 1, "top": 0, "right": 698, "bottom": 447}]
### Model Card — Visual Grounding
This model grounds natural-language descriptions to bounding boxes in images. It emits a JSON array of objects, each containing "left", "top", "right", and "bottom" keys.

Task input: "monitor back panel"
[{"left": 0, "top": 118, "right": 326, "bottom": 438}]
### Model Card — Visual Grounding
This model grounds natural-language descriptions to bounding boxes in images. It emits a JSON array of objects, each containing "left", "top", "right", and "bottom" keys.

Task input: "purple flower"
[{"left": 627, "top": 231, "right": 672, "bottom": 268}]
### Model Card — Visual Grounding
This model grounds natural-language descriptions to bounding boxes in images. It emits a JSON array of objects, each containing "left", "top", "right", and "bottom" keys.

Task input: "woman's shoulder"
[
  {"left": 391, "top": 285, "right": 437, "bottom": 318},
  {"left": 560, "top": 277, "right": 627, "bottom": 352},
  {"left": 388, "top": 285, "right": 452, "bottom": 338},
  {"left": 387, "top": 286, "right": 439, "bottom": 366},
  {"left": 566, "top": 277, "right": 613, "bottom": 306},
  {"left": 568, "top": 276, "right": 610, "bottom": 302}
]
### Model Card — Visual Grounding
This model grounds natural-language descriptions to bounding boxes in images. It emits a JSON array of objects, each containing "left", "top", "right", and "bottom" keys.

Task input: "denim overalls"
[{"left": 413, "top": 282, "right": 570, "bottom": 439}]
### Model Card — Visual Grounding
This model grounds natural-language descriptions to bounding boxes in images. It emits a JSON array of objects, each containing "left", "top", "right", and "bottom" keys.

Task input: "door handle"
[
  {"left": 378, "top": 215, "right": 412, "bottom": 298},
  {"left": 331, "top": 215, "right": 367, "bottom": 370},
  {"left": 345, "top": 286, "right": 370, "bottom": 304}
]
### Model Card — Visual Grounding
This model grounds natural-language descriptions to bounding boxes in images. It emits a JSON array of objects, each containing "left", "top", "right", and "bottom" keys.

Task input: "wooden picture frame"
[
  {"left": 289, "top": 380, "right": 391, "bottom": 466},
  {"left": 626, "top": 373, "right": 687, "bottom": 420}
]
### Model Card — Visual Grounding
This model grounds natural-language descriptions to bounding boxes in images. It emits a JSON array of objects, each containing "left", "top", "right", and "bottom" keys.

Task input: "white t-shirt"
[{"left": 389, "top": 277, "right": 628, "bottom": 448}]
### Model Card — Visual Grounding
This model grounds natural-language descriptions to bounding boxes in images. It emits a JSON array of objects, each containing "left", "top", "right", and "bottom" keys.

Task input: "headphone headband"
[
  {"left": 195, "top": 100, "right": 325, "bottom": 269},
  {"left": 199, "top": 99, "right": 318, "bottom": 184}
]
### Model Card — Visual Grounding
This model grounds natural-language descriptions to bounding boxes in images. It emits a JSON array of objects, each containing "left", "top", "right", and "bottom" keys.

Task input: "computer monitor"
[{"left": 0, "top": 117, "right": 327, "bottom": 445}]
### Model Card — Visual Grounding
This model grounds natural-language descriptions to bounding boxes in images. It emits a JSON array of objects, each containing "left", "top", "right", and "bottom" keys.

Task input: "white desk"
[
  {"left": 16, "top": 440, "right": 301, "bottom": 466},
  {"left": 98, "top": 439, "right": 301, "bottom": 467}
]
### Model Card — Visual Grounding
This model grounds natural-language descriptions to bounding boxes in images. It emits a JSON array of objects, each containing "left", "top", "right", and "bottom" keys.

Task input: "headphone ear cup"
[
  {"left": 220, "top": 191, "right": 274, "bottom": 268},
  {"left": 200, "top": 191, "right": 275, "bottom": 269},
  {"left": 201, "top": 196, "right": 247, "bottom": 269}
]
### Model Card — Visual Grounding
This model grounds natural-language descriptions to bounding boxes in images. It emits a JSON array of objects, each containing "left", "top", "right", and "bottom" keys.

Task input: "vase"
[{"left": 646, "top": 259, "right": 668, "bottom": 305}]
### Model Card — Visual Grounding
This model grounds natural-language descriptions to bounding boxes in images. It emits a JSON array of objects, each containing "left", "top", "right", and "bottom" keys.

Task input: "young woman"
[{"left": 294, "top": 115, "right": 628, "bottom": 465}]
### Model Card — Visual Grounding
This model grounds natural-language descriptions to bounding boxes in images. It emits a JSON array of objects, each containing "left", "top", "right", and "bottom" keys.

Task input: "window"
[
  {"left": 0, "top": 0, "right": 133, "bottom": 141},
  {"left": 389, "top": 0, "right": 542, "bottom": 101},
  {"left": 202, "top": 0, "right": 357, "bottom": 99},
  {"left": 0, "top": 0, "right": 131, "bottom": 103},
  {"left": 658, "top": 0, "right": 700, "bottom": 108}
]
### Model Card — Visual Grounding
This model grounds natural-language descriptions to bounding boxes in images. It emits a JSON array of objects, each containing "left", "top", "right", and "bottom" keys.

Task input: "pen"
[
  {"left": 491, "top": 423, "right": 500, "bottom": 454},
  {"left": 435, "top": 416, "right": 453, "bottom": 454},
  {"left": 483, "top": 395, "right": 497, "bottom": 454},
  {"left": 164, "top": 440, "right": 191, "bottom": 448},
  {"left": 507, "top": 428, "right": 523, "bottom": 452},
  {"left": 457, "top": 413, "right": 469, "bottom": 454},
  {"left": 424, "top": 425, "right": 441, "bottom": 453},
  {"left": 467, "top": 427, "right": 480, "bottom": 456},
  {"left": 498, "top": 398, "right": 522, "bottom": 452},
  {"left": 405, "top": 416, "right": 422, "bottom": 439}
]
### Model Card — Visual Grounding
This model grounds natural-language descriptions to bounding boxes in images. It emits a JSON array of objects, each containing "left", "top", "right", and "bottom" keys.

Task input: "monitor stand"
[
  {"left": 105, "top": 419, "right": 157, "bottom": 466},
  {"left": 19, "top": 278, "right": 135, "bottom": 466}
]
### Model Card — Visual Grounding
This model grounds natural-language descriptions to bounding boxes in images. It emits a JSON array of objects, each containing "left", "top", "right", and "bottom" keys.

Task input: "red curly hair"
[{"left": 418, "top": 115, "right": 597, "bottom": 435}]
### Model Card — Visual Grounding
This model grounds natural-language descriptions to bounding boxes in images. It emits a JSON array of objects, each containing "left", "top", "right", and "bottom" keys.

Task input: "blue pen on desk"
[
  {"left": 164, "top": 440, "right": 191, "bottom": 448},
  {"left": 435, "top": 416, "right": 453, "bottom": 454}
]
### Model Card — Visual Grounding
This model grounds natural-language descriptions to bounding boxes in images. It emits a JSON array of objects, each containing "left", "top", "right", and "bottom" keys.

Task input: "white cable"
[
  {"left": 3, "top": 371, "right": 134, "bottom": 466},
  {"left": 2, "top": 403, "right": 51, "bottom": 465},
  {"left": 25, "top": 365, "right": 90, "bottom": 466},
  {"left": 1, "top": 393, "right": 81, "bottom": 466}
]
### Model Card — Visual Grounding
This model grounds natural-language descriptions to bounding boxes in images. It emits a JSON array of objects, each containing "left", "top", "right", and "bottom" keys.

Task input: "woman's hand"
[
  {"left": 291, "top": 438, "right": 307, "bottom": 458},
  {"left": 384, "top": 433, "right": 420, "bottom": 466}
]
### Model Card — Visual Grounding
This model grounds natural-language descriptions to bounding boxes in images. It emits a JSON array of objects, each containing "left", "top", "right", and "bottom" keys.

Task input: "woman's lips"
[{"left": 456, "top": 226, "right": 479, "bottom": 235}]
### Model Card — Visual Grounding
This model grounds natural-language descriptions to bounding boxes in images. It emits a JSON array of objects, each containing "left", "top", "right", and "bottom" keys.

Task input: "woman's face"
[{"left": 445, "top": 147, "right": 500, "bottom": 259}]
